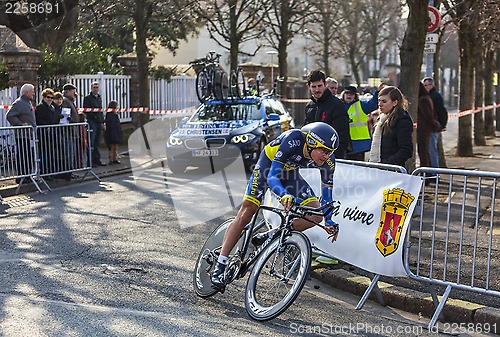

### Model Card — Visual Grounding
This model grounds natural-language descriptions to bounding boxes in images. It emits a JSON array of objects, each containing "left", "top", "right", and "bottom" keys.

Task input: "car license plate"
[{"left": 192, "top": 149, "right": 219, "bottom": 157}]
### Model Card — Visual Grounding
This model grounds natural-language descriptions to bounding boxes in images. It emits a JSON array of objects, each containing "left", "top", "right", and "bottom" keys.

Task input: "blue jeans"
[
  {"left": 87, "top": 119, "right": 102, "bottom": 164},
  {"left": 429, "top": 132, "right": 439, "bottom": 168}
]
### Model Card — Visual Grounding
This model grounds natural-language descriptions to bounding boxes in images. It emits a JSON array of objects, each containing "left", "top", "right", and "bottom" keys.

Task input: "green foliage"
[
  {"left": 149, "top": 65, "right": 178, "bottom": 81},
  {"left": 0, "top": 61, "right": 8, "bottom": 90},
  {"left": 38, "top": 40, "right": 124, "bottom": 81}
]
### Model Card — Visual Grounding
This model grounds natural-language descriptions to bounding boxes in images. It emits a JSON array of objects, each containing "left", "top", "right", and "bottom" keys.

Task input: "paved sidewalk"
[{"left": 1, "top": 136, "right": 499, "bottom": 331}]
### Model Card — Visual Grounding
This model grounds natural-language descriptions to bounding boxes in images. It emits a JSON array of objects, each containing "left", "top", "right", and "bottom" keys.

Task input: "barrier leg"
[
  {"left": 355, "top": 274, "right": 385, "bottom": 309},
  {"left": 427, "top": 284, "right": 445, "bottom": 321},
  {"left": 428, "top": 284, "right": 452, "bottom": 330},
  {"left": 38, "top": 177, "right": 52, "bottom": 192}
]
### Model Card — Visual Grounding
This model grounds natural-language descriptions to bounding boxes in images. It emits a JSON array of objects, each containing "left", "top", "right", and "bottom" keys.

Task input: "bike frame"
[{"left": 234, "top": 202, "right": 332, "bottom": 281}]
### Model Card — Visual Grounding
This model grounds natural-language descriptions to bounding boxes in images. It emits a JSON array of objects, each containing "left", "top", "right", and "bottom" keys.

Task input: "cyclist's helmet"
[{"left": 301, "top": 122, "right": 339, "bottom": 153}]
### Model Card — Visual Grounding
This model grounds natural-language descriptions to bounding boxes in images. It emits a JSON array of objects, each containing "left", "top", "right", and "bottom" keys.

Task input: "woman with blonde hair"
[{"left": 369, "top": 86, "right": 413, "bottom": 168}]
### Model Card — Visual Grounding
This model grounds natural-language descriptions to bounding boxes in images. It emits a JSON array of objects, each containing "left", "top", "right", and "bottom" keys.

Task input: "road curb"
[{"left": 311, "top": 268, "right": 500, "bottom": 334}]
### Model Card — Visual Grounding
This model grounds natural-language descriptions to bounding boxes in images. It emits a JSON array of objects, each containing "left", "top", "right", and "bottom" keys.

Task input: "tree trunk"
[
  {"left": 484, "top": 49, "right": 495, "bottom": 136},
  {"left": 456, "top": 16, "right": 474, "bottom": 157},
  {"left": 229, "top": 0, "right": 239, "bottom": 72},
  {"left": 323, "top": 22, "right": 330, "bottom": 76},
  {"left": 473, "top": 42, "right": 486, "bottom": 146},
  {"left": 497, "top": 49, "right": 500, "bottom": 131},
  {"left": 133, "top": 0, "right": 151, "bottom": 129},
  {"left": 398, "top": 0, "right": 428, "bottom": 172},
  {"left": 278, "top": 0, "right": 289, "bottom": 95}
]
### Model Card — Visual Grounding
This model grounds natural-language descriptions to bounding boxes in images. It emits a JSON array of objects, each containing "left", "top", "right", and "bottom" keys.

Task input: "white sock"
[{"left": 218, "top": 255, "right": 228, "bottom": 265}]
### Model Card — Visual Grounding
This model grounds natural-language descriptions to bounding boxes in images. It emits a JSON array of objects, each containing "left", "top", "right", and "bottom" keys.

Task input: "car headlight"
[
  {"left": 231, "top": 133, "right": 256, "bottom": 143},
  {"left": 169, "top": 135, "right": 183, "bottom": 146}
]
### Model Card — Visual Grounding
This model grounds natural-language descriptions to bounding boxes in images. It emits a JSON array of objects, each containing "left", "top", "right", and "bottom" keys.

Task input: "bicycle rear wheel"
[
  {"left": 220, "top": 71, "right": 230, "bottom": 102},
  {"left": 230, "top": 71, "right": 239, "bottom": 101},
  {"left": 196, "top": 70, "right": 210, "bottom": 103},
  {"left": 193, "top": 217, "right": 270, "bottom": 297},
  {"left": 236, "top": 68, "right": 246, "bottom": 99},
  {"left": 245, "top": 231, "right": 311, "bottom": 321}
]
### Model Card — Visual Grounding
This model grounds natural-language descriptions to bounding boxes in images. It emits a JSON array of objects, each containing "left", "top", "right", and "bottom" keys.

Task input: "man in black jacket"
[
  {"left": 423, "top": 77, "right": 448, "bottom": 168},
  {"left": 304, "top": 70, "right": 350, "bottom": 158},
  {"left": 83, "top": 82, "right": 106, "bottom": 166}
]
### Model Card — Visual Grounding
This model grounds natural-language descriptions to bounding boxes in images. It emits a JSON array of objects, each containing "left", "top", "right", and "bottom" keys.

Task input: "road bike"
[
  {"left": 193, "top": 197, "right": 335, "bottom": 321},
  {"left": 191, "top": 51, "right": 231, "bottom": 103}
]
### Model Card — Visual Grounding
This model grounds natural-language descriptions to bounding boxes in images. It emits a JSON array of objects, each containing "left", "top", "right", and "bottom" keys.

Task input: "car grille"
[
  {"left": 184, "top": 138, "right": 227, "bottom": 150},
  {"left": 205, "top": 138, "right": 226, "bottom": 149},
  {"left": 185, "top": 139, "right": 205, "bottom": 149}
]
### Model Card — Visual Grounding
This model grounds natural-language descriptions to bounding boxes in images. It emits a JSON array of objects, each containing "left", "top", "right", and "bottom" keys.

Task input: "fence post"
[{"left": 97, "top": 71, "right": 105, "bottom": 107}]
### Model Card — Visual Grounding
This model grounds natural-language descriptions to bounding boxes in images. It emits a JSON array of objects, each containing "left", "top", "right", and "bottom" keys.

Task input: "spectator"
[
  {"left": 83, "top": 82, "right": 106, "bottom": 167},
  {"left": 368, "top": 86, "right": 413, "bottom": 168},
  {"left": 53, "top": 92, "right": 64, "bottom": 122},
  {"left": 326, "top": 77, "right": 338, "bottom": 96},
  {"left": 35, "top": 88, "right": 58, "bottom": 125},
  {"left": 341, "top": 83, "right": 385, "bottom": 161},
  {"left": 417, "top": 82, "right": 441, "bottom": 168},
  {"left": 6, "top": 83, "right": 36, "bottom": 182},
  {"left": 422, "top": 77, "right": 448, "bottom": 168},
  {"left": 304, "top": 70, "right": 350, "bottom": 158},
  {"left": 104, "top": 101, "right": 123, "bottom": 165},
  {"left": 247, "top": 78, "right": 257, "bottom": 95},
  {"left": 62, "top": 83, "right": 84, "bottom": 124},
  {"left": 62, "top": 83, "right": 84, "bottom": 171},
  {"left": 35, "top": 88, "right": 59, "bottom": 180}
]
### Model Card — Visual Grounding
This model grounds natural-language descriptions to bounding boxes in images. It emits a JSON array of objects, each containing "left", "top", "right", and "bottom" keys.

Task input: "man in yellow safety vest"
[{"left": 341, "top": 83, "right": 385, "bottom": 161}]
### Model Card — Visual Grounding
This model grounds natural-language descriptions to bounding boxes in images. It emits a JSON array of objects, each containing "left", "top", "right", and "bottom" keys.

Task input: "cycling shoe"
[{"left": 211, "top": 262, "right": 227, "bottom": 292}]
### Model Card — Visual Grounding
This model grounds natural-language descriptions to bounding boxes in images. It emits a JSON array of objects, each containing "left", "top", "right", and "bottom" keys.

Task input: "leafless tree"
[{"left": 195, "top": 0, "right": 270, "bottom": 72}]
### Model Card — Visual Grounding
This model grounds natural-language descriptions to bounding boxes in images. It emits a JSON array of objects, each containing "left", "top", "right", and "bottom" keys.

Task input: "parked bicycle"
[
  {"left": 193, "top": 197, "right": 336, "bottom": 321},
  {"left": 190, "top": 51, "right": 250, "bottom": 103}
]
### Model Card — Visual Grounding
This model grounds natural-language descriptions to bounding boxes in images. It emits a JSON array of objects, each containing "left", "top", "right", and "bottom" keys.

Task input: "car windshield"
[{"left": 190, "top": 103, "right": 261, "bottom": 122}]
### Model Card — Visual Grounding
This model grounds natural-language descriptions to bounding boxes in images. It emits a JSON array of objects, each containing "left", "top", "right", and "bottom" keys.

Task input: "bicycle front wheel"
[
  {"left": 196, "top": 70, "right": 210, "bottom": 103},
  {"left": 245, "top": 231, "right": 312, "bottom": 321}
]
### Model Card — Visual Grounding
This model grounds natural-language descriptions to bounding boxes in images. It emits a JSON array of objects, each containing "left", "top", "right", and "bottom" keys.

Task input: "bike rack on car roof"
[{"left": 204, "top": 97, "right": 261, "bottom": 105}]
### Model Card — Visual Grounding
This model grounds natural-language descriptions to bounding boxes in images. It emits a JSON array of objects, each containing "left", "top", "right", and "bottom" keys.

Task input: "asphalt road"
[{"left": 3, "top": 167, "right": 495, "bottom": 336}]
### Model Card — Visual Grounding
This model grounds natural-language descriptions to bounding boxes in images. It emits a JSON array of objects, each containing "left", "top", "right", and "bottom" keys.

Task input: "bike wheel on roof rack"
[{"left": 196, "top": 70, "right": 210, "bottom": 103}]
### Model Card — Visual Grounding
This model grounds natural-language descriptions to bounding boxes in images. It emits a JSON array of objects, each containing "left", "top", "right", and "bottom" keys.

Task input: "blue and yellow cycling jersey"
[{"left": 244, "top": 129, "right": 335, "bottom": 207}]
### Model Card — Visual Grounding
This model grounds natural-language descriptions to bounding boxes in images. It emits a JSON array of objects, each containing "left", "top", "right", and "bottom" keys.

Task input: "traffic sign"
[
  {"left": 428, "top": 6, "right": 440, "bottom": 33},
  {"left": 424, "top": 44, "right": 437, "bottom": 54},
  {"left": 426, "top": 33, "right": 438, "bottom": 44}
]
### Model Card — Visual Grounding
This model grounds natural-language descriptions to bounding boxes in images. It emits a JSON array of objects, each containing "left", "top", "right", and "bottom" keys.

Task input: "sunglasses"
[{"left": 46, "top": 96, "right": 54, "bottom": 99}]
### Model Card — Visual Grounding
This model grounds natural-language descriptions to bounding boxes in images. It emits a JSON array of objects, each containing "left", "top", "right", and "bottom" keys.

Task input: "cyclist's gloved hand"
[
  {"left": 325, "top": 220, "right": 339, "bottom": 242},
  {"left": 279, "top": 194, "right": 295, "bottom": 212}
]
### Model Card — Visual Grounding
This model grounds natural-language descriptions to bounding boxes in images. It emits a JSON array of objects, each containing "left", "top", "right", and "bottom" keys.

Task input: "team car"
[{"left": 166, "top": 96, "right": 294, "bottom": 173}]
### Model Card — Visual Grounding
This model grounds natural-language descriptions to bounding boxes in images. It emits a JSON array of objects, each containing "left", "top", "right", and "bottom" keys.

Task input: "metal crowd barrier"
[
  {"left": 406, "top": 167, "right": 500, "bottom": 329},
  {"left": 0, "top": 125, "right": 41, "bottom": 200},
  {"left": 36, "top": 123, "right": 100, "bottom": 186},
  {"left": 0, "top": 123, "right": 100, "bottom": 201}
]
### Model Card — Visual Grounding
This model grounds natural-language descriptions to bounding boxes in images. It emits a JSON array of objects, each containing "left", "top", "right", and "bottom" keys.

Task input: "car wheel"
[{"left": 168, "top": 161, "right": 186, "bottom": 174}]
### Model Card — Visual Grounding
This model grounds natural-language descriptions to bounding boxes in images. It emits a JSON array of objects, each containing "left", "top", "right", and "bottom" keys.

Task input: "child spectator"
[{"left": 104, "top": 101, "right": 123, "bottom": 164}]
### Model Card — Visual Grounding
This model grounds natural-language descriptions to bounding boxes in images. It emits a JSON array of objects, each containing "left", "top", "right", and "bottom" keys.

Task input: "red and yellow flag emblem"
[{"left": 375, "top": 188, "right": 414, "bottom": 257}]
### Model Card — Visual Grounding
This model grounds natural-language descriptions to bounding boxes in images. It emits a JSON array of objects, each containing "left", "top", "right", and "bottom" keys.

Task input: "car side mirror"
[
  {"left": 180, "top": 117, "right": 188, "bottom": 125},
  {"left": 267, "top": 113, "right": 280, "bottom": 121}
]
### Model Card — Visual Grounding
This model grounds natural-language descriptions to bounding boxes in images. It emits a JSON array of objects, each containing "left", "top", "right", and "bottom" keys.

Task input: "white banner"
[{"left": 302, "top": 163, "right": 422, "bottom": 277}]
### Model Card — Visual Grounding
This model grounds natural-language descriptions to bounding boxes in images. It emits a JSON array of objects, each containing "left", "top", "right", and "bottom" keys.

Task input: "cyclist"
[{"left": 211, "top": 122, "right": 340, "bottom": 290}]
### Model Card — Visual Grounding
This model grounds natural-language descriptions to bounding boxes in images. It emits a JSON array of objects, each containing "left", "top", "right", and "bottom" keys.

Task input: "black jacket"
[
  {"left": 304, "top": 89, "right": 350, "bottom": 158},
  {"left": 380, "top": 109, "right": 413, "bottom": 167},
  {"left": 428, "top": 87, "right": 448, "bottom": 131},
  {"left": 83, "top": 93, "right": 104, "bottom": 123},
  {"left": 35, "top": 100, "right": 60, "bottom": 125},
  {"left": 104, "top": 112, "right": 123, "bottom": 144}
]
